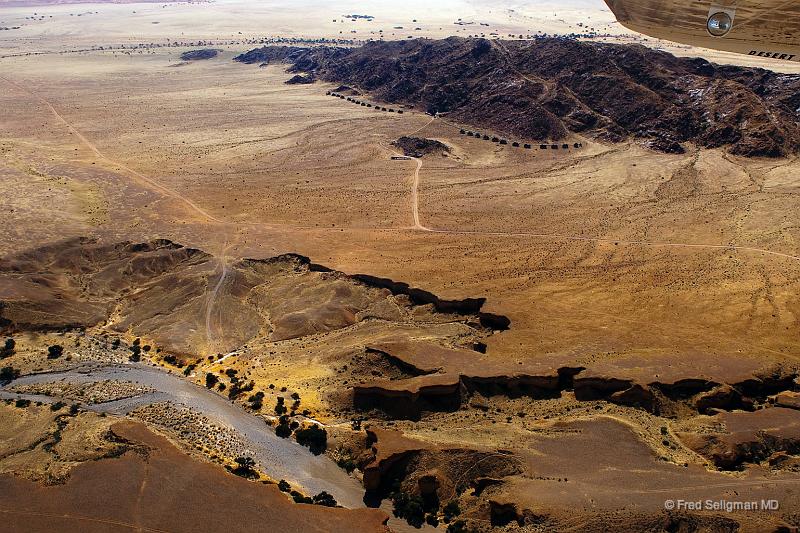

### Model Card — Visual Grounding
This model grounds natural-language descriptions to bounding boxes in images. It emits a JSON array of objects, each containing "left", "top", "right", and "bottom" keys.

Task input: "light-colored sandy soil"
[
  {"left": 2, "top": 47, "right": 799, "bottom": 395},
  {"left": 2, "top": 12, "right": 800, "bottom": 528}
]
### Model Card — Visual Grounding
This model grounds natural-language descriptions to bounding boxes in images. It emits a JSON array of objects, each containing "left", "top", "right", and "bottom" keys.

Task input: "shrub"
[
  {"left": 275, "top": 422, "right": 292, "bottom": 438},
  {"left": 0, "top": 366, "right": 19, "bottom": 381},
  {"left": 14, "top": 398, "right": 30, "bottom": 408},
  {"left": 312, "top": 491, "right": 338, "bottom": 507},
  {"left": 249, "top": 391, "right": 265, "bottom": 402},
  {"left": 443, "top": 500, "right": 461, "bottom": 523},
  {"left": 392, "top": 492, "right": 425, "bottom": 528},
  {"left": 1, "top": 338, "right": 14, "bottom": 357},
  {"left": 295, "top": 425, "right": 327, "bottom": 455},
  {"left": 291, "top": 490, "right": 313, "bottom": 504},
  {"left": 129, "top": 344, "right": 141, "bottom": 362},
  {"left": 51, "top": 401, "right": 66, "bottom": 411},
  {"left": 336, "top": 456, "right": 357, "bottom": 473},
  {"left": 278, "top": 479, "right": 291, "bottom": 492},
  {"left": 447, "top": 520, "right": 467, "bottom": 533},
  {"left": 47, "top": 345, "right": 63, "bottom": 359},
  {"left": 205, "top": 373, "right": 219, "bottom": 388},
  {"left": 231, "top": 456, "right": 258, "bottom": 478},
  {"left": 274, "top": 398, "right": 287, "bottom": 415}
]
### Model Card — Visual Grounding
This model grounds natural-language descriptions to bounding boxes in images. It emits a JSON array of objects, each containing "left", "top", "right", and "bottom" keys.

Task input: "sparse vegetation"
[
  {"left": 275, "top": 396, "right": 287, "bottom": 415},
  {"left": 248, "top": 391, "right": 265, "bottom": 410},
  {"left": 443, "top": 500, "right": 461, "bottom": 523},
  {"left": 228, "top": 379, "right": 254, "bottom": 400},
  {"left": 275, "top": 424, "right": 292, "bottom": 438},
  {"left": 230, "top": 456, "right": 258, "bottom": 479},
  {"left": 47, "top": 344, "right": 64, "bottom": 359},
  {"left": 290, "top": 490, "right": 313, "bottom": 504},
  {"left": 1, "top": 338, "right": 15, "bottom": 358},
  {"left": 312, "top": 491, "right": 337, "bottom": 507},
  {"left": 129, "top": 343, "right": 141, "bottom": 362},
  {"left": 294, "top": 425, "right": 327, "bottom": 455},
  {"left": 0, "top": 366, "right": 19, "bottom": 381},
  {"left": 447, "top": 520, "right": 467, "bottom": 533},
  {"left": 392, "top": 492, "right": 426, "bottom": 528}
]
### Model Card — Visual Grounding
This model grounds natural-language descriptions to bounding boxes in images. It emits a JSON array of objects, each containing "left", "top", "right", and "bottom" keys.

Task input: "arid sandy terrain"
[{"left": 2, "top": 2, "right": 800, "bottom": 532}]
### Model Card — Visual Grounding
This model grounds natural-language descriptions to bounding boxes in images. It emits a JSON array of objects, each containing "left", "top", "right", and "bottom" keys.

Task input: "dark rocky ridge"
[
  {"left": 391, "top": 136, "right": 450, "bottom": 158},
  {"left": 180, "top": 48, "right": 219, "bottom": 61},
  {"left": 285, "top": 74, "right": 314, "bottom": 85},
  {"left": 235, "top": 37, "right": 800, "bottom": 157},
  {"left": 0, "top": 238, "right": 506, "bottom": 354}
]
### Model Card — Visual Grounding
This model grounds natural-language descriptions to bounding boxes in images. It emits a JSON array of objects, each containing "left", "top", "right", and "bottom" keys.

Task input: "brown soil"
[
  {"left": 0, "top": 419, "right": 389, "bottom": 533},
  {"left": 2, "top": 42, "right": 800, "bottom": 531}
]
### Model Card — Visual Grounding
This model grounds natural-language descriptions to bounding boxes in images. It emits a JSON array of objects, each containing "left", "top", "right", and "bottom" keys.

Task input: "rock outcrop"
[
  {"left": 0, "top": 239, "right": 502, "bottom": 356},
  {"left": 391, "top": 136, "right": 450, "bottom": 158},
  {"left": 236, "top": 37, "right": 800, "bottom": 156},
  {"left": 180, "top": 49, "right": 219, "bottom": 61}
]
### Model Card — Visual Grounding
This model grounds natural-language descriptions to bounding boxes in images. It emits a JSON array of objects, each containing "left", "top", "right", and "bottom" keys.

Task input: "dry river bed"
[{"left": 0, "top": 362, "right": 365, "bottom": 508}]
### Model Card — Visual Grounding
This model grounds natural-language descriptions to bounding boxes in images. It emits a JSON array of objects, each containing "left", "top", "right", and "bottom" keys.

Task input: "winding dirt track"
[
  {"left": 409, "top": 157, "right": 427, "bottom": 230},
  {"left": 1, "top": 76, "right": 224, "bottom": 225},
  {"left": 8, "top": 73, "right": 799, "bottom": 266},
  {"left": 405, "top": 118, "right": 800, "bottom": 264},
  {"left": 205, "top": 240, "right": 231, "bottom": 352}
]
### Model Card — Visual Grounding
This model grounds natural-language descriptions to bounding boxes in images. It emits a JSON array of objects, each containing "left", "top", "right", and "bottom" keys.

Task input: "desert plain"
[{"left": 2, "top": 1, "right": 800, "bottom": 532}]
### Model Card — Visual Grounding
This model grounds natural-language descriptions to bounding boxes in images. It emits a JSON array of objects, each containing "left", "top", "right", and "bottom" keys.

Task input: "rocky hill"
[
  {"left": 0, "top": 238, "right": 499, "bottom": 355},
  {"left": 180, "top": 49, "right": 219, "bottom": 61},
  {"left": 391, "top": 136, "right": 450, "bottom": 157},
  {"left": 236, "top": 37, "right": 800, "bottom": 157}
]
